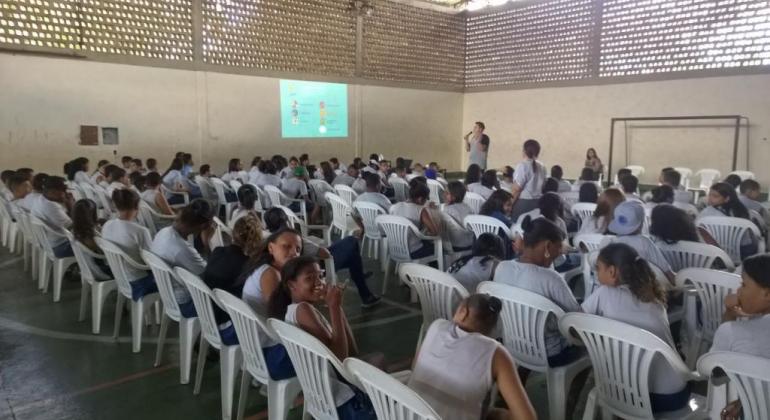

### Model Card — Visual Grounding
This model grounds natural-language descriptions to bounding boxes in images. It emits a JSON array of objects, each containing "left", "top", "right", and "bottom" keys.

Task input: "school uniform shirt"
[
  {"left": 408, "top": 319, "right": 501, "bottom": 420},
  {"left": 220, "top": 171, "right": 241, "bottom": 184},
  {"left": 513, "top": 159, "right": 547, "bottom": 200},
  {"left": 253, "top": 173, "right": 282, "bottom": 188},
  {"left": 151, "top": 226, "right": 206, "bottom": 305},
  {"left": 442, "top": 202, "right": 474, "bottom": 250},
  {"left": 493, "top": 260, "right": 581, "bottom": 356},
  {"left": 31, "top": 196, "right": 71, "bottom": 248},
  {"left": 279, "top": 166, "right": 294, "bottom": 180},
  {"left": 500, "top": 180, "right": 514, "bottom": 192},
  {"left": 467, "top": 182, "right": 495, "bottom": 200},
  {"left": 19, "top": 191, "right": 41, "bottom": 212},
  {"left": 102, "top": 218, "right": 153, "bottom": 282},
  {"left": 739, "top": 195, "right": 769, "bottom": 221},
  {"left": 74, "top": 171, "right": 93, "bottom": 185},
  {"left": 140, "top": 189, "right": 161, "bottom": 212},
  {"left": 711, "top": 314, "right": 770, "bottom": 358},
  {"left": 332, "top": 173, "right": 355, "bottom": 187},
  {"left": 673, "top": 189, "right": 692, "bottom": 204},
  {"left": 624, "top": 193, "right": 644, "bottom": 204},
  {"left": 280, "top": 177, "right": 308, "bottom": 200},
  {"left": 351, "top": 177, "right": 366, "bottom": 194},
  {"left": 582, "top": 285, "right": 686, "bottom": 395},
  {"left": 162, "top": 169, "right": 184, "bottom": 190},
  {"left": 449, "top": 256, "right": 496, "bottom": 292},
  {"left": 90, "top": 171, "right": 104, "bottom": 185},
  {"left": 355, "top": 192, "right": 392, "bottom": 212},
  {"left": 389, "top": 202, "right": 426, "bottom": 253},
  {"left": 106, "top": 182, "right": 127, "bottom": 198},
  {"left": 557, "top": 180, "right": 572, "bottom": 193},
  {"left": 601, "top": 234, "right": 672, "bottom": 273},
  {"left": 247, "top": 167, "right": 262, "bottom": 184}
]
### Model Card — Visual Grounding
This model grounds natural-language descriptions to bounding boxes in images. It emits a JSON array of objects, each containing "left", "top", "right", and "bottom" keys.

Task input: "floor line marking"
[
  {"left": 380, "top": 297, "right": 421, "bottom": 315},
  {"left": 0, "top": 315, "right": 179, "bottom": 345},
  {"left": 0, "top": 257, "right": 23, "bottom": 269},
  {"left": 350, "top": 312, "right": 420, "bottom": 329}
]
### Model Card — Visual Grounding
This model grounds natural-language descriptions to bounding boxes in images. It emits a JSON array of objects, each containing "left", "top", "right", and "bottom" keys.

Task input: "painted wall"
[
  {"left": 462, "top": 75, "right": 770, "bottom": 186},
  {"left": 0, "top": 53, "right": 463, "bottom": 175}
]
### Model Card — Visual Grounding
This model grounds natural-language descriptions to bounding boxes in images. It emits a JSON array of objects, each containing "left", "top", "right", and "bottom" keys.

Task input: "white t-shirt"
[
  {"left": 408, "top": 319, "right": 500, "bottom": 420},
  {"left": 140, "top": 189, "right": 160, "bottom": 212},
  {"left": 74, "top": 171, "right": 92, "bottom": 185},
  {"left": 602, "top": 235, "right": 672, "bottom": 273},
  {"left": 513, "top": 159, "right": 547, "bottom": 200},
  {"left": 582, "top": 285, "right": 685, "bottom": 394},
  {"left": 450, "top": 256, "right": 496, "bottom": 292},
  {"left": 220, "top": 171, "right": 241, "bottom": 184},
  {"left": 31, "top": 197, "right": 71, "bottom": 248},
  {"left": 355, "top": 192, "right": 391, "bottom": 212},
  {"left": 19, "top": 191, "right": 41, "bottom": 212},
  {"left": 150, "top": 226, "right": 206, "bottom": 304},
  {"left": 332, "top": 173, "right": 355, "bottom": 187},
  {"left": 241, "top": 264, "right": 272, "bottom": 317},
  {"left": 493, "top": 260, "right": 581, "bottom": 356},
  {"left": 557, "top": 180, "right": 572, "bottom": 193},
  {"left": 254, "top": 173, "right": 282, "bottom": 188},
  {"left": 280, "top": 178, "right": 308, "bottom": 200},
  {"left": 443, "top": 203, "right": 474, "bottom": 250},
  {"left": 351, "top": 178, "right": 366, "bottom": 194},
  {"left": 467, "top": 183, "right": 494, "bottom": 200},
  {"left": 102, "top": 218, "right": 153, "bottom": 282},
  {"left": 106, "top": 182, "right": 127, "bottom": 198},
  {"left": 711, "top": 314, "right": 770, "bottom": 358},
  {"left": 162, "top": 169, "right": 184, "bottom": 190},
  {"left": 247, "top": 167, "right": 262, "bottom": 184}
]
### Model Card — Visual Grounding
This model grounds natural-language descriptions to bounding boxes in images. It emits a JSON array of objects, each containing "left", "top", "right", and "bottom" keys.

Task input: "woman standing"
[
  {"left": 584, "top": 148, "right": 604, "bottom": 179},
  {"left": 510, "top": 139, "right": 547, "bottom": 221}
]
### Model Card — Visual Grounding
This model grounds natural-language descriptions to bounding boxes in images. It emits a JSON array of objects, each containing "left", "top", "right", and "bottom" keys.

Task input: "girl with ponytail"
[
  {"left": 408, "top": 294, "right": 536, "bottom": 420},
  {"left": 510, "top": 139, "right": 548, "bottom": 221},
  {"left": 583, "top": 243, "right": 689, "bottom": 413}
]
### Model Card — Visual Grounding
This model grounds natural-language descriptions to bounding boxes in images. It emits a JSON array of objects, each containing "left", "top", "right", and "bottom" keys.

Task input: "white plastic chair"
[
  {"left": 211, "top": 216, "right": 233, "bottom": 250},
  {"left": 141, "top": 250, "right": 200, "bottom": 385},
  {"left": 674, "top": 167, "right": 693, "bottom": 189},
  {"left": 325, "top": 192, "right": 355, "bottom": 241},
  {"left": 308, "top": 179, "right": 334, "bottom": 222},
  {"left": 390, "top": 177, "right": 409, "bottom": 203},
  {"left": 399, "top": 263, "right": 469, "bottom": 348},
  {"left": 352, "top": 201, "right": 387, "bottom": 266},
  {"left": 96, "top": 237, "right": 160, "bottom": 353},
  {"left": 66, "top": 231, "right": 117, "bottom": 334},
  {"left": 344, "top": 358, "right": 439, "bottom": 420},
  {"left": 268, "top": 319, "right": 358, "bottom": 420},
  {"left": 657, "top": 240, "right": 735, "bottom": 272},
  {"left": 729, "top": 170, "right": 755, "bottom": 181},
  {"left": 463, "top": 191, "right": 484, "bottom": 214},
  {"left": 697, "top": 216, "right": 765, "bottom": 264},
  {"left": 477, "top": 282, "right": 590, "bottom": 420},
  {"left": 211, "top": 177, "right": 237, "bottom": 223},
  {"left": 10, "top": 205, "right": 37, "bottom": 275},
  {"left": 426, "top": 179, "right": 444, "bottom": 204},
  {"left": 137, "top": 201, "right": 175, "bottom": 237},
  {"left": 229, "top": 179, "right": 243, "bottom": 193},
  {"left": 264, "top": 185, "right": 308, "bottom": 225},
  {"left": 376, "top": 215, "right": 444, "bottom": 294},
  {"left": 0, "top": 197, "right": 20, "bottom": 252},
  {"left": 559, "top": 191, "right": 580, "bottom": 208},
  {"left": 570, "top": 203, "right": 597, "bottom": 229},
  {"left": 176, "top": 267, "right": 241, "bottom": 420},
  {"left": 94, "top": 186, "right": 115, "bottom": 218},
  {"left": 195, "top": 175, "right": 219, "bottom": 208},
  {"left": 214, "top": 290, "right": 303, "bottom": 420},
  {"left": 333, "top": 184, "right": 358, "bottom": 207},
  {"left": 161, "top": 184, "right": 191, "bottom": 209},
  {"left": 558, "top": 313, "right": 706, "bottom": 420},
  {"left": 28, "top": 215, "right": 77, "bottom": 301},
  {"left": 574, "top": 233, "right": 612, "bottom": 252},
  {"left": 463, "top": 214, "right": 513, "bottom": 239},
  {"left": 672, "top": 201, "right": 699, "bottom": 218},
  {"left": 676, "top": 268, "right": 741, "bottom": 369},
  {"left": 274, "top": 204, "right": 330, "bottom": 244},
  {"left": 695, "top": 169, "right": 722, "bottom": 190},
  {"left": 626, "top": 165, "right": 646, "bottom": 179},
  {"left": 697, "top": 352, "right": 770, "bottom": 420}
]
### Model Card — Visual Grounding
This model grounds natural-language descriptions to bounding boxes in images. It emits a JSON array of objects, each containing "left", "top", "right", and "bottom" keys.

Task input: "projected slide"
[{"left": 280, "top": 80, "right": 349, "bottom": 138}]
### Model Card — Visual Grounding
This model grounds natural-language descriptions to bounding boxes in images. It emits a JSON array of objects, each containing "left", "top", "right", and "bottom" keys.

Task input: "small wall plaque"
[
  {"left": 102, "top": 127, "right": 119, "bottom": 145},
  {"left": 79, "top": 125, "right": 99, "bottom": 146}
]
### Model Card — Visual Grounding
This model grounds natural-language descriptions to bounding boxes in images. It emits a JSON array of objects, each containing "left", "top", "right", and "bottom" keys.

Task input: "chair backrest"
[
  {"left": 676, "top": 268, "right": 740, "bottom": 340},
  {"left": 477, "top": 281, "right": 563, "bottom": 371},
  {"left": 64, "top": 230, "right": 101, "bottom": 285},
  {"left": 376, "top": 215, "right": 421, "bottom": 262},
  {"left": 194, "top": 175, "right": 216, "bottom": 200},
  {"left": 560, "top": 191, "right": 580, "bottom": 208},
  {"left": 12, "top": 207, "right": 36, "bottom": 247},
  {"left": 28, "top": 215, "right": 58, "bottom": 256},
  {"left": 353, "top": 201, "right": 386, "bottom": 240},
  {"left": 399, "top": 263, "right": 469, "bottom": 327},
  {"left": 274, "top": 205, "right": 309, "bottom": 236},
  {"left": 334, "top": 184, "right": 358, "bottom": 206},
  {"left": 672, "top": 201, "right": 699, "bottom": 218},
  {"left": 69, "top": 184, "right": 85, "bottom": 201},
  {"left": 229, "top": 179, "right": 243, "bottom": 192},
  {"left": 209, "top": 177, "right": 231, "bottom": 205},
  {"left": 558, "top": 312, "right": 696, "bottom": 419},
  {"left": 136, "top": 202, "right": 159, "bottom": 236},
  {"left": 95, "top": 237, "right": 144, "bottom": 300},
  {"left": 697, "top": 216, "right": 763, "bottom": 264},
  {"left": 696, "top": 169, "right": 722, "bottom": 190},
  {"left": 462, "top": 192, "right": 484, "bottom": 214},
  {"left": 78, "top": 182, "right": 100, "bottom": 202},
  {"left": 729, "top": 170, "right": 755, "bottom": 181},
  {"left": 141, "top": 250, "right": 185, "bottom": 320},
  {"left": 574, "top": 233, "right": 612, "bottom": 252},
  {"left": 325, "top": 192, "right": 352, "bottom": 233},
  {"left": 175, "top": 267, "right": 223, "bottom": 349},
  {"left": 673, "top": 167, "right": 693, "bottom": 189},
  {"left": 308, "top": 179, "right": 333, "bottom": 207},
  {"left": 697, "top": 352, "right": 770, "bottom": 420},
  {"left": 244, "top": 183, "right": 268, "bottom": 212},
  {"left": 210, "top": 216, "right": 232, "bottom": 250},
  {"left": 94, "top": 186, "right": 114, "bottom": 217},
  {"left": 390, "top": 177, "right": 409, "bottom": 203},
  {"left": 344, "top": 358, "right": 440, "bottom": 420},
  {"left": 269, "top": 319, "right": 350, "bottom": 420},
  {"left": 264, "top": 185, "right": 286, "bottom": 208},
  {"left": 463, "top": 214, "right": 512, "bottom": 239},
  {"left": 214, "top": 289, "right": 272, "bottom": 383},
  {"left": 657, "top": 240, "right": 735, "bottom": 272},
  {"left": 426, "top": 179, "right": 444, "bottom": 204},
  {"left": 571, "top": 203, "right": 597, "bottom": 226}
]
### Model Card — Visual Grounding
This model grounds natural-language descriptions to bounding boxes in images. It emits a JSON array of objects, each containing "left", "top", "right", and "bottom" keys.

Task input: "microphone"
[{"left": 467, "top": 131, "right": 473, "bottom": 136}]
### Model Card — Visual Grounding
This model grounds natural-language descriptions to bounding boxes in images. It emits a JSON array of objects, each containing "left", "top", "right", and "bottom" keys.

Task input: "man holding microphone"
[{"left": 464, "top": 121, "right": 490, "bottom": 170}]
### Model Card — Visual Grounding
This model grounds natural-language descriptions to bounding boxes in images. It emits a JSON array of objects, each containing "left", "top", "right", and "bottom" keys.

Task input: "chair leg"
[
  {"left": 79, "top": 282, "right": 90, "bottom": 322},
  {"left": 686, "top": 334, "right": 703, "bottom": 371},
  {"left": 547, "top": 370, "right": 568, "bottom": 420},
  {"left": 382, "top": 259, "right": 391, "bottom": 295},
  {"left": 113, "top": 294, "right": 126, "bottom": 340},
  {"left": 236, "top": 369, "right": 251, "bottom": 420},
  {"left": 154, "top": 314, "right": 170, "bottom": 367},
  {"left": 582, "top": 388, "right": 597, "bottom": 420},
  {"left": 92, "top": 284, "right": 109, "bottom": 334},
  {"left": 23, "top": 242, "right": 30, "bottom": 272},
  {"left": 267, "top": 378, "right": 303, "bottom": 420},
  {"left": 31, "top": 248, "right": 38, "bottom": 281},
  {"left": 130, "top": 300, "right": 145, "bottom": 353},
  {"left": 193, "top": 337, "right": 209, "bottom": 395},
  {"left": 52, "top": 259, "right": 66, "bottom": 302},
  {"left": 179, "top": 318, "right": 199, "bottom": 385},
  {"left": 39, "top": 257, "right": 50, "bottom": 291},
  {"left": 220, "top": 347, "right": 242, "bottom": 420}
]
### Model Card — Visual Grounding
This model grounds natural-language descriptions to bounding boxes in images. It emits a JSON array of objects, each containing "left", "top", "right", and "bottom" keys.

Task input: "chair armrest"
[
  {"left": 123, "top": 254, "right": 150, "bottom": 271},
  {"left": 390, "top": 370, "right": 411, "bottom": 385}
]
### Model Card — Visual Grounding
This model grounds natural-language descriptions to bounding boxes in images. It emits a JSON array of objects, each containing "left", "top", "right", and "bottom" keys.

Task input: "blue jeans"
[
  {"left": 337, "top": 388, "right": 376, "bottom": 420},
  {"left": 53, "top": 241, "right": 74, "bottom": 258},
  {"left": 263, "top": 344, "right": 296, "bottom": 380},
  {"left": 329, "top": 237, "right": 374, "bottom": 299},
  {"left": 129, "top": 274, "right": 158, "bottom": 301},
  {"left": 179, "top": 300, "right": 197, "bottom": 318},
  {"left": 409, "top": 241, "right": 435, "bottom": 259},
  {"left": 651, "top": 384, "right": 690, "bottom": 413},
  {"left": 218, "top": 323, "right": 238, "bottom": 346}
]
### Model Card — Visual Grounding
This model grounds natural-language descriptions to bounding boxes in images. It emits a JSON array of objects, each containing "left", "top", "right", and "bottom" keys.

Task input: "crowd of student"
[{"left": 1, "top": 141, "right": 769, "bottom": 420}]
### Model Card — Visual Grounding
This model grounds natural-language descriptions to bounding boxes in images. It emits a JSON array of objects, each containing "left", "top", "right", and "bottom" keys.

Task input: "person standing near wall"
[
  {"left": 510, "top": 139, "right": 547, "bottom": 221},
  {"left": 464, "top": 121, "right": 490, "bottom": 170}
]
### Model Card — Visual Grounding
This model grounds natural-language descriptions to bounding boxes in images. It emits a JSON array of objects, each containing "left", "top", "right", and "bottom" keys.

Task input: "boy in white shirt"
[
  {"left": 551, "top": 165, "right": 572, "bottom": 193},
  {"left": 738, "top": 179, "right": 768, "bottom": 223},
  {"left": 105, "top": 167, "right": 130, "bottom": 198},
  {"left": 619, "top": 175, "right": 643, "bottom": 204},
  {"left": 332, "top": 165, "right": 358, "bottom": 187},
  {"left": 31, "top": 176, "right": 75, "bottom": 258},
  {"left": 441, "top": 181, "right": 474, "bottom": 251},
  {"left": 20, "top": 173, "right": 47, "bottom": 212},
  {"left": 354, "top": 173, "right": 391, "bottom": 212}
]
